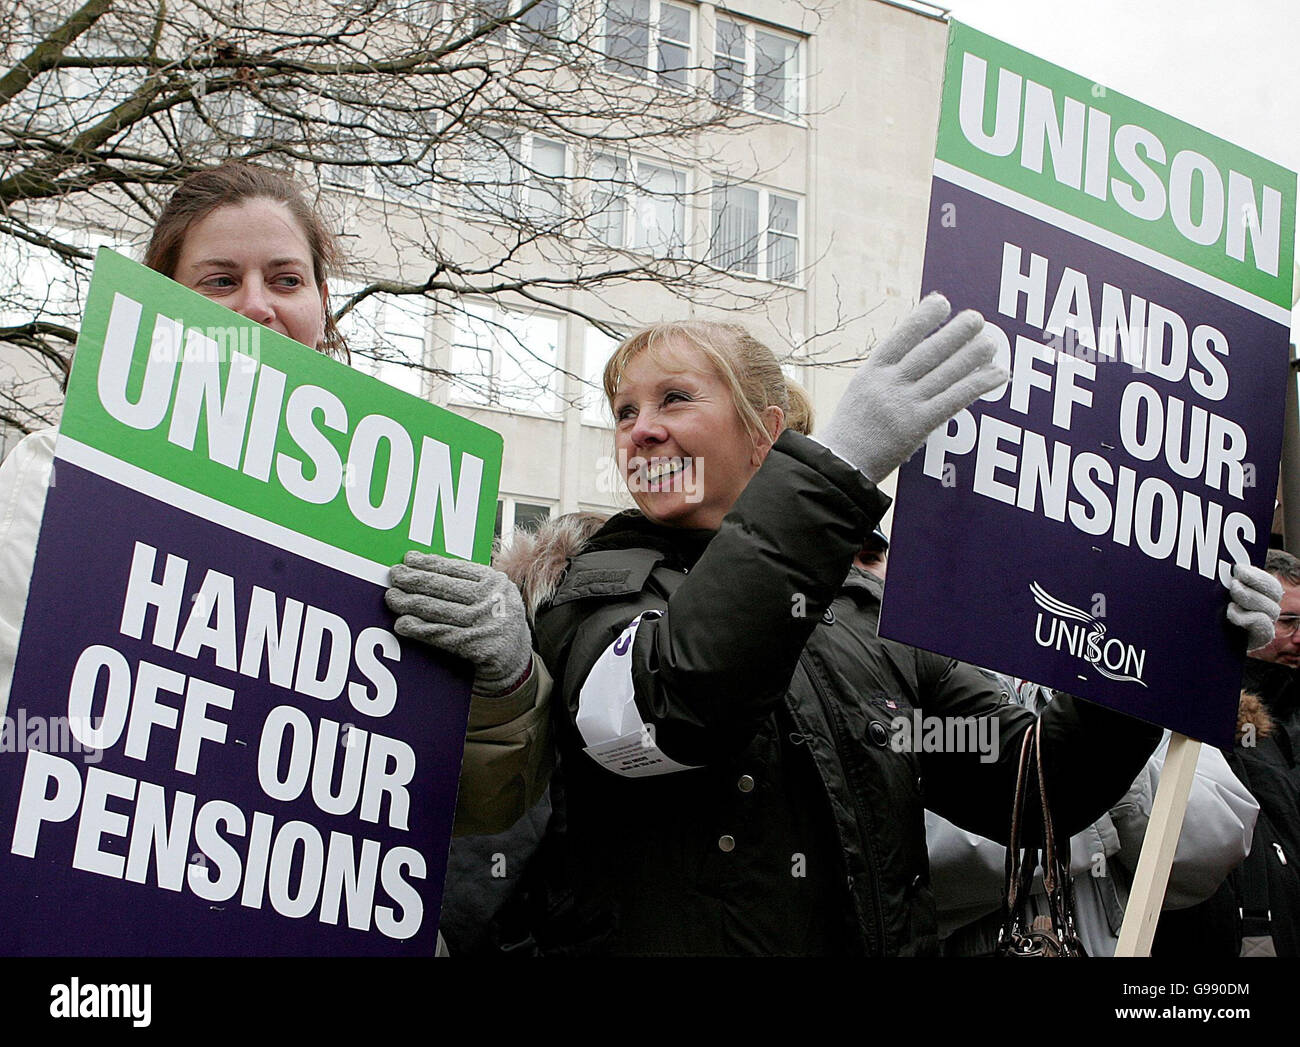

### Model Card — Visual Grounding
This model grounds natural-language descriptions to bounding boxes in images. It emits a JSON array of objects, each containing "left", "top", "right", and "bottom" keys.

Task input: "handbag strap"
[
  {"left": 1001, "top": 725, "right": 1038, "bottom": 932},
  {"left": 1032, "top": 718, "right": 1080, "bottom": 944},
  {"left": 1035, "top": 720, "right": 1060, "bottom": 894},
  {"left": 999, "top": 717, "right": 1086, "bottom": 955}
]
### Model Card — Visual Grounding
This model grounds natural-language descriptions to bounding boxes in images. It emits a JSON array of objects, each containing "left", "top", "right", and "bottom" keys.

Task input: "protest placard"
[
  {"left": 879, "top": 22, "right": 1296, "bottom": 748},
  {"left": 0, "top": 249, "right": 502, "bottom": 955}
]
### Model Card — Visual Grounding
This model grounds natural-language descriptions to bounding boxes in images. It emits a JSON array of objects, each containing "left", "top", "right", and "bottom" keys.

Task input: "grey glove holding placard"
[
  {"left": 816, "top": 293, "right": 1007, "bottom": 483},
  {"left": 386, "top": 552, "right": 533, "bottom": 697},
  {"left": 1227, "top": 562, "right": 1283, "bottom": 652}
]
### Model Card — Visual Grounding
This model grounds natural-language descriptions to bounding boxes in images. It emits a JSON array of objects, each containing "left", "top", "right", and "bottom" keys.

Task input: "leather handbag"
[{"left": 996, "top": 719, "right": 1087, "bottom": 957}]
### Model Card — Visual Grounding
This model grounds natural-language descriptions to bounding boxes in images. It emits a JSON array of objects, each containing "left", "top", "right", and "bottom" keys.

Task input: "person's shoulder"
[
  {"left": 494, "top": 510, "right": 611, "bottom": 623},
  {"left": 27, "top": 428, "right": 57, "bottom": 451},
  {"left": 2, "top": 427, "right": 57, "bottom": 466},
  {"left": 544, "top": 511, "right": 701, "bottom": 605},
  {"left": 0, "top": 428, "right": 57, "bottom": 502}
]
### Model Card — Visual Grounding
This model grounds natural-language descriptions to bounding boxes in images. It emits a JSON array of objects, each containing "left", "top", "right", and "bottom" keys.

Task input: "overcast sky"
[
  {"left": 944, "top": 0, "right": 1297, "bottom": 172},
  {"left": 943, "top": 0, "right": 1298, "bottom": 331}
]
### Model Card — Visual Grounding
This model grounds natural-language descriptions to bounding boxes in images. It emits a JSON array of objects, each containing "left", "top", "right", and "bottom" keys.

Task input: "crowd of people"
[{"left": 0, "top": 161, "right": 1294, "bottom": 957}]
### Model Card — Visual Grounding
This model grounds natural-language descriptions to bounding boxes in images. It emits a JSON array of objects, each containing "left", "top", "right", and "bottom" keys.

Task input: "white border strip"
[
  {"left": 933, "top": 159, "right": 1292, "bottom": 326},
  {"left": 55, "top": 434, "right": 390, "bottom": 587}
]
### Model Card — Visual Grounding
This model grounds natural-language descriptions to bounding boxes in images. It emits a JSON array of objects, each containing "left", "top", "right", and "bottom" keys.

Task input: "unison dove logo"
[{"left": 1030, "top": 582, "right": 1148, "bottom": 687}]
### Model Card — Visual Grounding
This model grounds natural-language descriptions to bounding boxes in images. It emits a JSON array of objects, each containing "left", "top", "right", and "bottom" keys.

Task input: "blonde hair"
[
  {"left": 603, "top": 320, "right": 811, "bottom": 442},
  {"left": 783, "top": 380, "right": 814, "bottom": 436}
]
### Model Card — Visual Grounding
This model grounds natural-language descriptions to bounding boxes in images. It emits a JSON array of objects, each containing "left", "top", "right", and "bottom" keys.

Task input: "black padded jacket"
[{"left": 534, "top": 430, "right": 1163, "bottom": 955}]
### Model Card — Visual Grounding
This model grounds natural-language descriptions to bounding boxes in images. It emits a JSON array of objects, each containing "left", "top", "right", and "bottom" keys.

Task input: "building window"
[
  {"left": 177, "top": 90, "right": 254, "bottom": 153},
  {"left": 461, "top": 130, "right": 567, "bottom": 222},
  {"left": 495, "top": 497, "right": 553, "bottom": 541},
  {"left": 376, "top": 154, "right": 439, "bottom": 210},
  {"left": 602, "top": 0, "right": 693, "bottom": 89},
  {"left": 23, "top": 19, "right": 126, "bottom": 132},
  {"left": 461, "top": 128, "right": 520, "bottom": 217},
  {"left": 450, "top": 301, "right": 561, "bottom": 415},
  {"left": 0, "top": 225, "right": 112, "bottom": 330},
  {"left": 582, "top": 323, "right": 621, "bottom": 426},
  {"left": 526, "top": 138, "right": 568, "bottom": 219},
  {"left": 474, "top": 0, "right": 565, "bottom": 45},
  {"left": 334, "top": 282, "right": 429, "bottom": 398},
  {"left": 305, "top": 95, "right": 435, "bottom": 208},
  {"left": 709, "top": 185, "right": 799, "bottom": 283},
  {"left": 590, "top": 154, "right": 686, "bottom": 256},
  {"left": 0, "top": 240, "right": 77, "bottom": 329},
  {"left": 317, "top": 96, "right": 396, "bottom": 196},
  {"left": 713, "top": 16, "right": 801, "bottom": 119},
  {"left": 322, "top": 121, "right": 369, "bottom": 194},
  {"left": 0, "top": 227, "right": 109, "bottom": 435}
]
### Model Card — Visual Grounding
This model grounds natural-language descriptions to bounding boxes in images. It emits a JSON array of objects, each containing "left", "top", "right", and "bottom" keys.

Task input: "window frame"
[
  {"left": 447, "top": 299, "right": 564, "bottom": 418},
  {"left": 712, "top": 14, "right": 802, "bottom": 121},
  {"left": 601, "top": 0, "right": 696, "bottom": 91},
  {"left": 588, "top": 152, "right": 689, "bottom": 258},
  {"left": 708, "top": 181, "right": 802, "bottom": 285},
  {"left": 470, "top": 0, "right": 569, "bottom": 49},
  {"left": 459, "top": 129, "right": 570, "bottom": 224},
  {"left": 495, "top": 496, "right": 555, "bottom": 543},
  {"left": 333, "top": 280, "right": 431, "bottom": 398},
  {"left": 311, "top": 97, "right": 442, "bottom": 210},
  {"left": 581, "top": 322, "right": 623, "bottom": 427}
]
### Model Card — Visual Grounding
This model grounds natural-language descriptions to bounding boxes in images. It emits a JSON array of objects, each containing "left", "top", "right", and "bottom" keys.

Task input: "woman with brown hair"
[
  {"left": 141, "top": 161, "right": 349, "bottom": 360},
  {"left": 0, "top": 162, "right": 550, "bottom": 839}
]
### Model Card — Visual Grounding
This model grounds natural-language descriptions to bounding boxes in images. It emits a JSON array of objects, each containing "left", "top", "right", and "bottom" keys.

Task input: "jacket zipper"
[{"left": 798, "top": 652, "right": 887, "bottom": 956}]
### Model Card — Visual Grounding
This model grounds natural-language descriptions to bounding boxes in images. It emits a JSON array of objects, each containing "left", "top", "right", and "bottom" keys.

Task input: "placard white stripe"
[
  {"left": 933, "top": 159, "right": 1293, "bottom": 326},
  {"left": 54, "top": 434, "right": 390, "bottom": 587}
]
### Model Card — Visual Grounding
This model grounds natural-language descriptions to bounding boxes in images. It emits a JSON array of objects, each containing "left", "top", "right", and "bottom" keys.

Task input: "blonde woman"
[{"left": 529, "top": 301, "right": 1277, "bottom": 956}]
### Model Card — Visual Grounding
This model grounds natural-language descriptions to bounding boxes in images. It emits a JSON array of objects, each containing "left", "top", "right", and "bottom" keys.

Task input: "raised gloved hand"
[
  {"left": 386, "top": 552, "right": 532, "bottom": 697},
  {"left": 1226, "top": 562, "right": 1282, "bottom": 652},
  {"left": 816, "top": 293, "right": 1006, "bottom": 483}
]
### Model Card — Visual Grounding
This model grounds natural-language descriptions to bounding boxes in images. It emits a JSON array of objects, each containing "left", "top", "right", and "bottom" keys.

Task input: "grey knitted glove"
[
  {"left": 1227, "top": 562, "right": 1283, "bottom": 652},
  {"left": 817, "top": 293, "right": 1006, "bottom": 483},
  {"left": 386, "top": 552, "right": 533, "bottom": 697}
]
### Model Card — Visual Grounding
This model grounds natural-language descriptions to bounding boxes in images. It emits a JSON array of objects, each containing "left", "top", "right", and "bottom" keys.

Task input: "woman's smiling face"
[{"left": 612, "top": 339, "right": 772, "bottom": 531}]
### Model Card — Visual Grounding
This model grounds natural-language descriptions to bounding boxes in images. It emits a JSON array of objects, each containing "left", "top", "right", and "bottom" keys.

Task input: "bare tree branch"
[
  {"left": 0, "top": 0, "right": 852, "bottom": 430},
  {"left": 0, "top": 0, "right": 116, "bottom": 107}
]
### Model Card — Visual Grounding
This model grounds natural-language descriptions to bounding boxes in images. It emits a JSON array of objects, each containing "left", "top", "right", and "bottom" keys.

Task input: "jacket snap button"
[
  {"left": 718, "top": 834, "right": 736, "bottom": 852},
  {"left": 822, "top": 607, "right": 836, "bottom": 624},
  {"left": 868, "top": 721, "right": 889, "bottom": 746},
  {"left": 737, "top": 774, "right": 755, "bottom": 793}
]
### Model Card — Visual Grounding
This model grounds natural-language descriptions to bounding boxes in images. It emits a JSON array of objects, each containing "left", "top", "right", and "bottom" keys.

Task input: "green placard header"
[
  {"left": 938, "top": 21, "right": 1296, "bottom": 308},
  {"left": 60, "top": 249, "right": 502, "bottom": 567}
]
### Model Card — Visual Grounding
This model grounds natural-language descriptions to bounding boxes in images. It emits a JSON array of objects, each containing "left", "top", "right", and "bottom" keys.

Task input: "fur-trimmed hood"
[
  {"left": 493, "top": 511, "right": 611, "bottom": 623},
  {"left": 1238, "top": 691, "right": 1273, "bottom": 742}
]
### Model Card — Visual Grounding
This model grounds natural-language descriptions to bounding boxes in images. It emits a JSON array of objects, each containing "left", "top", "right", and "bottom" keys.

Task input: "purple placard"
[
  {"left": 0, "top": 461, "right": 471, "bottom": 955},
  {"left": 879, "top": 178, "right": 1287, "bottom": 748}
]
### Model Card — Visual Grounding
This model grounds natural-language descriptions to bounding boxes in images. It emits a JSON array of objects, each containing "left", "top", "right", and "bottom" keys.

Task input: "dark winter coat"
[
  {"left": 1242, "top": 659, "right": 1300, "bottom": 785},
  {"left": 534, "top": 430, "right": 1163, "bottom": 955}
]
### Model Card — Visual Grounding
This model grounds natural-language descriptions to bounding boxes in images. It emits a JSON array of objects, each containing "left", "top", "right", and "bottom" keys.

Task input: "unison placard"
[
  {"left": 879, "top": 23, "right": 1295, "bottom": 748},
  {"left": 0, "top": 249, "right": 503, "bottom": 955}
]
